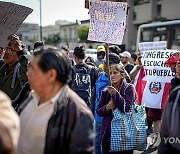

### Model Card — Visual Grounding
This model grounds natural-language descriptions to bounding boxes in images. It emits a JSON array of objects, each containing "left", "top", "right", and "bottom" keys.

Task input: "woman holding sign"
[{"left": 96, "top": 64, "right": 137, "bottom": 154}]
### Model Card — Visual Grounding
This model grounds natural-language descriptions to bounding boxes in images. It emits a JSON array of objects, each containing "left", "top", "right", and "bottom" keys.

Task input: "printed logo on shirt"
[{"left": 149, "top": 82, "right": 162, "bottom": 94}]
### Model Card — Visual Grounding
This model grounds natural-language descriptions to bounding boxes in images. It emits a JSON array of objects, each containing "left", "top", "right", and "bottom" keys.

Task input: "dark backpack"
[{"left": 71, "top": 66, "right": 92, "bottom": 105}]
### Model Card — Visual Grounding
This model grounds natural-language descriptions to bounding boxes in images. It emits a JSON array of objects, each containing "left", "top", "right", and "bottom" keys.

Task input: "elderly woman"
[{"left": 96, "top": 64, "right": 137, "bottom": 154}]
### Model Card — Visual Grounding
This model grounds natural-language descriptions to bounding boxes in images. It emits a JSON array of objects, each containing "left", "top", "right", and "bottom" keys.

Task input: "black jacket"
[
  {"left": 71, "top": 63, "right": 98, "bottom": 87},
  {"left": 170, "top": 76, "right": 180, "bottom": 91},
  {"left": 16, "top": 85, "right": 94, "bottom": 154},
  {"left": 12, "top": 82, "right": 30, "bottom": 109},
  {"left": 70, "top": 63, "right": 98, "bottom": 107},
  {"left": 0, "top": 56, "right": 28, "bottom": 100},
  {"left": 158, "top": 85, "right": 180, "bottom": 154}
]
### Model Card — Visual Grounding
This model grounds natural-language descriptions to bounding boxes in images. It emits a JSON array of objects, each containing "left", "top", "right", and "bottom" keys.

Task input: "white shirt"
[
  {"left": 16, "top": 89, "right": 62, "bottom": 154},
  {"left": 130, "top": 65, "right": 140, "bottom": 86}
]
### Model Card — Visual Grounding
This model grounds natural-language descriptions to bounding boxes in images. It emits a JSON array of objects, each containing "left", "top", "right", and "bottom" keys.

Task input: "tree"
[
  {"left": 77, "top": 26, "right": 89, "bottom": 43},
  {"left": 146, "top": 17, "right": 168, "bottom": 23},
  {"left": 28, "top": 36, "right": 38, "bottom": 45},
  {"left": 44, "top": 33, "right": 61, "bottom": 46}
]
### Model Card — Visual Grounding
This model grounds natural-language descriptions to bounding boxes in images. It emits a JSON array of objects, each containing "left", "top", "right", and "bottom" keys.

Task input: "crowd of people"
[{"left": 0, "top": 34, "right": 180, "bottom": 154}]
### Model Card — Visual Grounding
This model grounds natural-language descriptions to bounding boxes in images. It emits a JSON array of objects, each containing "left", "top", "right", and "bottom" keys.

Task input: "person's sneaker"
[{"left": 146, "top": 127, "right": 153, "bottom": 136}]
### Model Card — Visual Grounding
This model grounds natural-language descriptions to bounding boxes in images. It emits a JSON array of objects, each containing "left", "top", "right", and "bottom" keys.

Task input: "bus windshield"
[{"left": 136, "top": 20, "right": 180, "bottom": 51}]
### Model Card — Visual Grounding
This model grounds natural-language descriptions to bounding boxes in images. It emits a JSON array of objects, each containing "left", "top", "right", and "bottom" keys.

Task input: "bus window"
[
  {"left": 161, "top": 35, "right": 166, "bottom": 41},
  {"left": 141, "top": 30, "right": 153, "bottom": 42},
  {"left": 153, "top": 36, "right": 160, "bottom": 41},
  {"left": 136, "top": 20, "right": 180, "bottom": 52},
  {"left": 172, "top": 26, "right": 180, "bottom": 50}
]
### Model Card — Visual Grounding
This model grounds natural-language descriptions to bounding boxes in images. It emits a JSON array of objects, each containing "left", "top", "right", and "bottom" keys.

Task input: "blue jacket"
[{"left": 94, "top": 72, "right": 109, "bottom": 122}]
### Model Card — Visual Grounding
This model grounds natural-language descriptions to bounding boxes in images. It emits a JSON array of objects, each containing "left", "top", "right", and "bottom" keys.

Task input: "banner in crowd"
[
  {"left": 141, "top": 49, "right": 176, "bottom": 83},
  {"left": 133, "top": 41, "right": 177, "bottom": 109},
  {"left": 88, "top": 0, "right": 127, "bottom": 45},
  {"left": 133, "top": 66, "right": 171, "bottom": 109},
  {"left": 0, "top": 1, "right": 33, "bottom": 48},
  {"left": 138, "top": 41, "right": 167, "bottom": 52},
  {"left": 141, "top": 81, "right": 170, "bottom": 109}
]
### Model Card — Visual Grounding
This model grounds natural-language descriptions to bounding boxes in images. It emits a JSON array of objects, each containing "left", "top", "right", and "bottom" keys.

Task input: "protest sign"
[
  {"left": 0, "top": 1, "right": 33, "bottom": 48},
  {"left": 138, "top": 41, "right": 167, "bottom": 52},
  {"left": 88, "top": 0, "right": 127, "bottom": 45},
  {"left": 135, "top": 41, "right": 175, "bottom": 109},
  {"left": 141, "top": 81, "right": 170, "bottom": 109},
  {"left": 141, "top": 50, "right": 176, "bottom": 83}
]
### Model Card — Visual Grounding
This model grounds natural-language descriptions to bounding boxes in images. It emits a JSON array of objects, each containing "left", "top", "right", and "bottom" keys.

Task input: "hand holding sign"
[
  {"left": 106, "top": 100, "right": 116, "bottom": 111},
  {"left": 107, "top": 86, "right": 118, "bottom": 95}
]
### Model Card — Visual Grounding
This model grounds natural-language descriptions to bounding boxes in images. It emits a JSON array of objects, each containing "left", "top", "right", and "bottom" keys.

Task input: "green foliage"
[
  {"left": 44, "top": 33, "right": 61, "bottom": 46},
  {"left": 77, "top": 26, "right": 89, "bottom": 43},
  {"left": 146, "top": 17, "right": 168, "bottom": 23},
  {"left": 28, "top": 36, "right": 38, "bottom": 44}
]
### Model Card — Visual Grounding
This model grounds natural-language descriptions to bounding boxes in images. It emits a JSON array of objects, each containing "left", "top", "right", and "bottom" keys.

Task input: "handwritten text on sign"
[
  {"left": 138, "top": 41, "right": 167, "bottom": 52},
  {"left": 141, "top": 50, "right": 177, "bottom": 83},
  {"left": 88, "top": 1, "right": 127, "bottom": 45},
  {"left": 0, "top": 1, "right": 33, "bottom": 48}
]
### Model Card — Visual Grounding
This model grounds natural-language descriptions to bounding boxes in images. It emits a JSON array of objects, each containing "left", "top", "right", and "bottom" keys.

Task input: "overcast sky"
[{"left": 3, "top": 0, "right": 89, "bottom": 26}]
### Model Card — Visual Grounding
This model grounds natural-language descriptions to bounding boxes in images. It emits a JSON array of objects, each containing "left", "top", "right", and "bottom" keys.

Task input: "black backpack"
[{"left": 71, "top": 66, "right": 92, "bottom": 105}]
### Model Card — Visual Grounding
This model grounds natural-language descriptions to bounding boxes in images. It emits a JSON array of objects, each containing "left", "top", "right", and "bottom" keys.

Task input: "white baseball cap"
[
  {"left": 24, "top": 49, "right": 33, "bottom": 61},
  {"left": 120, "top": 51, "right": 131, "bottom": 58}
]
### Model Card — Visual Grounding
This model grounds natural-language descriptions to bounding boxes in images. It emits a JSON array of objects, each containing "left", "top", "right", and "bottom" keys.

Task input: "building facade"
[
  {"left": 16, "top": 23, "right": 39, "bottom": 50},
  {"left": 125, "top": 0, "right": 180, "bottom": 51},
  {"left": 19, "top": 0, "right": 180, "bottom": 51}
]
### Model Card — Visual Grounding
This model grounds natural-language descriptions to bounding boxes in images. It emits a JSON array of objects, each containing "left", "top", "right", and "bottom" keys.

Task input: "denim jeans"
[{"left": 95, "top": 121, "right": 102, "bottom": 154}]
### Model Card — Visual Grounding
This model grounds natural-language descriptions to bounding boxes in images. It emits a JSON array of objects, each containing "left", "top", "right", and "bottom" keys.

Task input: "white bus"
[{"left": 136, "top": 20, "right": 180, "bottom": 51}]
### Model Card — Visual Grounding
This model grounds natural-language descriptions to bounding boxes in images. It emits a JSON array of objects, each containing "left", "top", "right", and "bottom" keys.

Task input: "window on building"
[
  {"left": 134, "top": 0, "right": 150, "bottom": 5},
  {"left": 157, "top": 5, "right": 161, "bottom": 17},
  {"left": 133, "top": 10, "right": 137, "bottom": 20},
  {"left": 141, "top": 30, "right": 153, "bottom": 42},
  {"left": 18, "top": 34, "right": 22, "bottom": 40},
  {"left": 64, "top": 29, "right": 67, "bottom": 38},
  {"left": 24, "top": 36, "right": 28, "bottom": 41},
  {"left": 69, "top": 27, "right": 72, "bottom": 40},
  {"left": 172, "top": 26, "right": 180, "bottom": 50}
]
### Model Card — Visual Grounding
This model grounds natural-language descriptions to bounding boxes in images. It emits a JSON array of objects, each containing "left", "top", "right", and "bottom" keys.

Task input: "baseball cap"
[
  {"left": 120, "top": 51, "right": 131, "bottom": 58},
  {"left": 109, "top": 53, "right": 120, "bottom": 64},
  {"left": 97, "top": 46, "right": 105, "bottom": 52}
]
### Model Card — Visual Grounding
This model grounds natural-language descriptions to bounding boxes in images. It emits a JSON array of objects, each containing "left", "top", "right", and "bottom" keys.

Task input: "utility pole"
[{"left": 40, "top": 0, "right": 42, "bottom": 40}]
